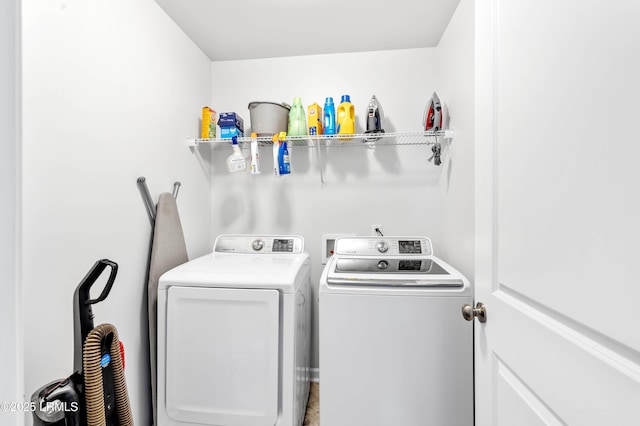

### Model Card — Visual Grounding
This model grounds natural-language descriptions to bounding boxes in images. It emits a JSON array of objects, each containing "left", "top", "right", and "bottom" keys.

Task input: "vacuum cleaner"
[{"left": 31, "top": 259, "right": 133, "bottom": 426}]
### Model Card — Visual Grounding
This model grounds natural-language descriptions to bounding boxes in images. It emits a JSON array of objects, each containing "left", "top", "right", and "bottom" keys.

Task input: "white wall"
[
  {"left": 0, "top": 0, "right": 21, "bottom": 425},
  {"left": 21, "top": 0, "right": 212, "bottom": 424},
  {"left": 210, "top": 48, "right": 442, "bottom": 370},
  {"left": 435, "top": 0, "right": 475, "bottom": 281}
]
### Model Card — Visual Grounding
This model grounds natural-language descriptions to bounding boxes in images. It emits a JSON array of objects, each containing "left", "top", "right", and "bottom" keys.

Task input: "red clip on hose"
[{"left": 119, "top": 341, "right": 125, "bottom": 370}]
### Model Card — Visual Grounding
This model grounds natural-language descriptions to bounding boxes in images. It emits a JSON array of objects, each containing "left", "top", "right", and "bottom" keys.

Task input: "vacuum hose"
[{"left": 83, "top": 323, "right": 133, "bottom": 426}]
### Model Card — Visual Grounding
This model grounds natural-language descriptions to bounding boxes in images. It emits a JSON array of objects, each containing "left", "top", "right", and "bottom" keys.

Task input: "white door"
[{"left": 474, "top": 1, "right": 640, "bottom": 424}]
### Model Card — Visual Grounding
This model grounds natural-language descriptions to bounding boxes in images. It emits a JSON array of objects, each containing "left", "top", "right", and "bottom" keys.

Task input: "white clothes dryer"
[
  {"left": 319, "top": 236, "right": 473, "bottom": 426},
  {"left": 157, "top": 235, "right": 311, "bottom": 426}
]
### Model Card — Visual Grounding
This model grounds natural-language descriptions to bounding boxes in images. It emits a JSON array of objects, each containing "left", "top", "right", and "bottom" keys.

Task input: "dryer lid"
[{"left": 158, "top": 250, "right": 310, "bottom": 293}]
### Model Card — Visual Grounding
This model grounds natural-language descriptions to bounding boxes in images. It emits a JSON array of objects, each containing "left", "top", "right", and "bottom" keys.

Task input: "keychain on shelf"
[{"left": 428, "top": 141, "right": 442, "bottom": 166}]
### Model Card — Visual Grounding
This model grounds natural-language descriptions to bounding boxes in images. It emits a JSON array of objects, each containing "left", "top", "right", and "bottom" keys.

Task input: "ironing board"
[{"left": 147, "top": 192, "right": 188, "bottom": 426}]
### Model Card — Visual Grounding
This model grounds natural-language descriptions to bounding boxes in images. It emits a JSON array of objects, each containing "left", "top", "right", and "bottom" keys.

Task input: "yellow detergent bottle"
[{"left": 337, "top": 94, "right": 355, "bottom": 140}]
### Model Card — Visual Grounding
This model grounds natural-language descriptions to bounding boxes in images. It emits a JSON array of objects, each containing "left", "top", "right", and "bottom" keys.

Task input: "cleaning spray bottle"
[
  {"left": 323, "top": 97, "right": 336, "bottom": 135},
  {"left": 277, "top": 131, "right": 291, "bottom": 175},
  {"left": 337, "top": 94, "right": 355, "bottom": 140},
  {"left": 272, "top": 133, "right": 280, "bottom": 176},
  {"left": 250, "top": 132, "right": 261, "bottom": 174},
  {"left": 226, "top": 136, "right": 247, "bottom": 173}
]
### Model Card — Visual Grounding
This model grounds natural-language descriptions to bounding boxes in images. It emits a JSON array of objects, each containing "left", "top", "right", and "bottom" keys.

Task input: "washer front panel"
[{"left": 319, "top": 291, "right": 473, "bottom": 426}]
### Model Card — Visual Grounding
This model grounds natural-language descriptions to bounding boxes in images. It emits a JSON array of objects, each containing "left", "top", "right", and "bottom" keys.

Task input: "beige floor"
[{"left": 303, "top": 382, "right": 319, "bottom": 426}]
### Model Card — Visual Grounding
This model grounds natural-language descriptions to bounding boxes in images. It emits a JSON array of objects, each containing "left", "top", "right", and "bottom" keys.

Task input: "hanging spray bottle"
[
  {"left": 226, "top": 136, "right": 247, "bottom": 173},
  {"left": 278, "top": 131, "right": 291, "bottom": 175},
  {"left": 272, "top": 133, "right": 280, "bottom": 176},
  {"left": 250, "top": 132, "right": 261, "bottom": 174}
]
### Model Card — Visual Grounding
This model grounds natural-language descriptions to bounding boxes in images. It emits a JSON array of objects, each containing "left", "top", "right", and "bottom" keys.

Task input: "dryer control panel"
[{"left": 214, "top": 235, "right": 305, "bottom": 254}]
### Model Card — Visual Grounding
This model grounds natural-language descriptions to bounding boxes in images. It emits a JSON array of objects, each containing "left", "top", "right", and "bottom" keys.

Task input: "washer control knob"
[
  {"left": 376, "top": 240, "right": 389, "bottom": 253},
  {"left": 252, "top": 239, "right": 264, "bottom": 251},
  {"left": 377, "top": 260, "right": 389, "bottom": 270}
]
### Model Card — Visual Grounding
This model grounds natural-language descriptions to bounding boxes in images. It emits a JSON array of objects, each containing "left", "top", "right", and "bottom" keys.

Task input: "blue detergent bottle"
[
  {"left": 323, "top": 97, "right": 336, "bottom": 135},
  {"left": 277, "top": 132, "right": 291, "bottom": 175}
]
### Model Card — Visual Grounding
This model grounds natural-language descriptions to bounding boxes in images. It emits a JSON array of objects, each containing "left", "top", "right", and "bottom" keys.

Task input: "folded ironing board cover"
[{"left": 148, "top": 192, "right": 188, "bottom": 426}]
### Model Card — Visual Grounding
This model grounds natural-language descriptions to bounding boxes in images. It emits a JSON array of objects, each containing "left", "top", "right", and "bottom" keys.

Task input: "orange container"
[
  {"left": 201, "top": 106, "right": 217, "bottom": 139},
  {"left": 308, "top": 103, "right": 323, "bottom": 135}
]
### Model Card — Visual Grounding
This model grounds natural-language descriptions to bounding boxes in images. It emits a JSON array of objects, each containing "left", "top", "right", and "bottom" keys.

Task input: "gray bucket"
[{"left": 248, "top": 101, "right": 291, "bottom": 136}]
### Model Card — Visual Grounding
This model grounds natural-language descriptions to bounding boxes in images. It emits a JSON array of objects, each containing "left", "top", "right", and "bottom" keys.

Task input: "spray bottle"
[
  {"left": 277, "top": 131, "right": 291, "bottom": 175},
  {"left": 250, "top": 132, "right": 261, "bottom": 174},
  {"left": 226, "top": 136, "right": 247, "bottom": 173},
  {"left": 272, "top": 133, "right": 280, "bottom": 176}
]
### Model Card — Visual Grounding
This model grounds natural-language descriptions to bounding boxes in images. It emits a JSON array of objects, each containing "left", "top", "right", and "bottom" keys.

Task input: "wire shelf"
[{"left": 187, "top": 130, "right": 453, "bottom": 148}]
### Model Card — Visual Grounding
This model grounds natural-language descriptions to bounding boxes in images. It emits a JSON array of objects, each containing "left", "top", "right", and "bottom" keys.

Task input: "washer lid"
[
  {"left": 158, "top": 250, "right": 309, "bottom": 293},
  {"left": 334, "top": 258, "right": 450, "bottom": 274},
  {"left": 326, "top": 275, "right": 464, "bottom": 288},
  {"left": 326, "top": 256, "right": 467, "bottom": 288}
]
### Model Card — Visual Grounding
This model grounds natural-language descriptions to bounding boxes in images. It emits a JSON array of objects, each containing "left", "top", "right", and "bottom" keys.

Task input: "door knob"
[{"left": 462, "top": 302, "right": 487, "bottom": 323}]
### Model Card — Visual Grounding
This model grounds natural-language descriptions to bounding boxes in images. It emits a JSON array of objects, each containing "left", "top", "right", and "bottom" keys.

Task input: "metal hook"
[
  {"left": 137, "top": 177, "right": 156, "bottom": 225},
  {"left": 173, "top": 181, "right": 181, "bottom": 199},
  {"left": 137, "top": 178, "right": 182, "bottom": 224}
]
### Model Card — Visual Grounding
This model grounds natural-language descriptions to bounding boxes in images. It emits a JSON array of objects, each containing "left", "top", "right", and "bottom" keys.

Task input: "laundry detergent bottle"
[
  {"left": 337, "top": 94, "right": 355, "bottom": 139},
  {"left": 287, "top": 97, "right": 307, "bottom": 137},
  {"left": 323, "top": 97, "right": 336, "bottom": 135}
]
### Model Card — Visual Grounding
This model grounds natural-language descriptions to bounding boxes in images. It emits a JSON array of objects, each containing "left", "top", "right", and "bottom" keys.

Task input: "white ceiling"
[{"left": 154, "top": 0, "right": 461, "bottom": 61}]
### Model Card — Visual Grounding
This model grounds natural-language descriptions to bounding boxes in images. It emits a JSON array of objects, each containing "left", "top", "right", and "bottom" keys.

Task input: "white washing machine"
[
  {"left": 157, "top": 234, "right": 311, "bottom": 426},
  {"left": 319, "top": 236, "right": 473, "bottom": 426}
]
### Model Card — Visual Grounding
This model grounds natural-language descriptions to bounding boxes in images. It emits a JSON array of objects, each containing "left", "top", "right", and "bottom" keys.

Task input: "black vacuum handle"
[
  {"left": 79, "top": 259, "right": 118, "bottom": 305},
  {"left": 73, "top": 259, "right": 118, "bottom": 375}
]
